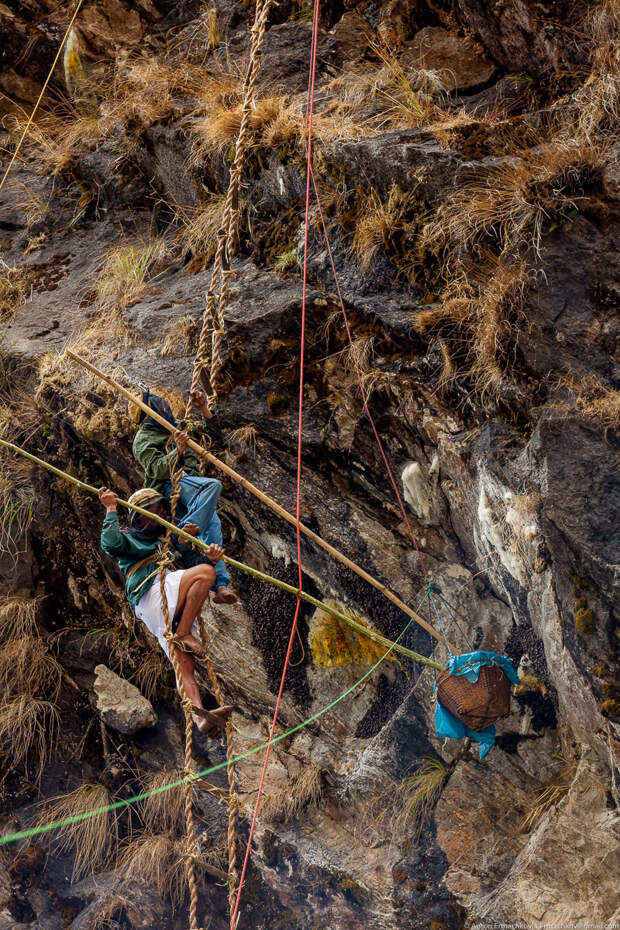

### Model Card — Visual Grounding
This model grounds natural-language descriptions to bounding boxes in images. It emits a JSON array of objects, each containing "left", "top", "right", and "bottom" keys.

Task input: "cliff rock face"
[{"left": 0, "top": 1, "right": 618, "bottom": 928}]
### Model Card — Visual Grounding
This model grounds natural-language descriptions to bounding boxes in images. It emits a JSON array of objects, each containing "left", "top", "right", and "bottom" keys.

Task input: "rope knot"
[{"left": 426, "top": 580, "right": 440, "bottom": 594}]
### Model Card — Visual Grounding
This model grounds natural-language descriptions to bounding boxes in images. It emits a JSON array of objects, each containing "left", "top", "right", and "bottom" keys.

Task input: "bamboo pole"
[
  {"left": 65, "top": 350, "right": 452, "bottom": 650},
  {"left": 0, "top": 437, "right": 442, "bottom": 670}
]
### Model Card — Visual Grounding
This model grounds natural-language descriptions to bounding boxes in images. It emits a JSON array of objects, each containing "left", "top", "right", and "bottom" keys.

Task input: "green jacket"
[
  {"left": 100, "top": 511, "right": 205, "bottom": 608},
  {"left": 132, "top": 420, "right": 203, "bottom": 493}
]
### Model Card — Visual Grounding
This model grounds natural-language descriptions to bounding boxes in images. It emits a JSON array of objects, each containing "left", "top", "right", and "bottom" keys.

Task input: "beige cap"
[{"left": 127, "top": 488, "right": 163, "bottom": 510}]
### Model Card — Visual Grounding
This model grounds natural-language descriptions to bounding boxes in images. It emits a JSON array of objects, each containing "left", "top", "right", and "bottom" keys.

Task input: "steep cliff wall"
[{"left": 0, "top": 1, "right": 618, "bottom": 928}]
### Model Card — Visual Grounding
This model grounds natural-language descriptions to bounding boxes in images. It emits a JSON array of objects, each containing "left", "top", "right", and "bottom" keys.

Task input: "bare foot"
[
  {"left": 213, "top": 586, "right": 239, "bottom": 605},
  {"left": 191, "top": 704, "right": 233, "bottom": 737},
  {"left": 211, "top": 704, "right": 233, "bottom": 721},
  {"left": 178, "top": 633, "right": 205, "bottom": 659},
  {"left": 192, "top": 713, "right": 210, "bottom": 734}
]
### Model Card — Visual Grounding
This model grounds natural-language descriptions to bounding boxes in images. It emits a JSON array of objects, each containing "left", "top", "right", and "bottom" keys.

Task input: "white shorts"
[{"left": 134, "top": 569, "right": 198, "bottom": 661}]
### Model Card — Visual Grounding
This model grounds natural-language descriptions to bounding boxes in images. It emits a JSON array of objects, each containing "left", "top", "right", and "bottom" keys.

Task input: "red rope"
[
  {"left": 229, "top": 3, "right": 320, "bottom": 925},
  {"left": 310, "top": 165, "right": 430, "bottom": 581}
]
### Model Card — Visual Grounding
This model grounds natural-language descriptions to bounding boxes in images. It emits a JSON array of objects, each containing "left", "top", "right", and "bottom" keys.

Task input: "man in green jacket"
[
  {"left": 99, "top": 485, "right": 231, "bottom": 735},
  {"left": 131, "top": 389, "right": 238, "bottom": 605}
]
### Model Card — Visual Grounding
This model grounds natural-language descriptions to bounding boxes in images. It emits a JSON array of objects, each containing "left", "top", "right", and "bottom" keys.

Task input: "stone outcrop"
[{"left": 93, "top": 664, "right": 158, "bottom": 734}]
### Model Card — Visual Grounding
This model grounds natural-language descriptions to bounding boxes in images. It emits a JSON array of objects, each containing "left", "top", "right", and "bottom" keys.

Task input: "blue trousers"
[{"left": 163, "top": 474, "right": 230, "bottom": 590}]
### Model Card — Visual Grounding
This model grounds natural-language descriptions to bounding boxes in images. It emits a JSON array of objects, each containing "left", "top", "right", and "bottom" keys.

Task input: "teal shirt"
[
  {"left": 132, "top": 420, "right": 204, "bottom": 493},
  {"left": 100, "top": 511, "right": 206, "bottom": 608}
]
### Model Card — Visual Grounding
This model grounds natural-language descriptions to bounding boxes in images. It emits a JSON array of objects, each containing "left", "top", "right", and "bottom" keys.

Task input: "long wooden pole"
[
  {"left": 0, "top": 437, "right": 442, "bottom": 670},
  {"left": 65, "top": 350, "right": 451, "bottom": 650}
]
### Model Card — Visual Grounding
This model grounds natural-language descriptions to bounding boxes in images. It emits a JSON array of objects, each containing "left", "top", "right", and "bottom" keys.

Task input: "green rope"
[{"left": 0, "top": 597, "right": 424, "bottom": 848}]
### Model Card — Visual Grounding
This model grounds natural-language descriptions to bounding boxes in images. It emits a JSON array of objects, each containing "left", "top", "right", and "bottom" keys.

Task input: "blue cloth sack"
[{"left": 434, "top": 650, "right": 519, "bottom": 759}]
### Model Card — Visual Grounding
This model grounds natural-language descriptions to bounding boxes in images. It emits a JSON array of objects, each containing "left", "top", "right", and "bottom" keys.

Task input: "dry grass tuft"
[
  {"left": 415, "top": 260, "right": 529, "bottom": 398},
  {"left": 88, "top": 895, "right": 144, "bottom": 930},
  {"left": 226, "top": 423, "right": 258, "bottom": 458},
  {"left": 75, "top": 236, "right": 170, "bottom": 354},
  {"left": 370, "top": 757, "right": 449, "bottom": 844},
  {"left": 261, "top": 764, "right": 323, "bottom": 824},
  {"left": 38, "top": 783, "right": 118, "bottom": 881},
  {"left": 174, "top": 195, "right": 226, "bottom": 261},
  {"left": 8, "top": 107, "right": 112, "bottom": 178},
  {"left": 0, "top": 596, "right": 40, "bottom": 643},
  {"left": 368, "top": 41, "right": 446, "bottom": 127},
  {"left": 12, "top": 186, "right": 52, "bottom": 228},
  {"left": 138, "top": 769, "right": 186, "bottom": 835},
  {"left": 0, "top": 451, "right": 36, "bottom": 565},
  {"left": 201, "top": 4, "right": 223, "bottom": 51},
  {"left": 0, "top": 635, "right": 63, "bottom": 700},
  {"left": 576, "top": 0, "right": 620, "bottom": 139},
  {"left": 0, "top": 696, "right": 59, "bottom": 783},
  {"left": 96, "top": 238, "right": 168, "bottom": 312},
  {"left": 160, "top": 315, "right": 199, "bottom": 359},
  {"left": 352, "top": 184, "right": 418, "bottom": 273},
  {"left": 324, "top": 332, "right": 397, "bottom": 418},
  {"left": 520, "top": 761, "right": 576, "bottom": 832},
  {"left": 34, "top": 350, "right": 131, "bottom": 439},
  {"left": 400, "top": 757, "right": 449, "bottom": 832},
  {"left": 421, "top": 139, "right": 604, "bottom": 259},
  {"left": 133, "top": 649, "right": 172, "bottom": 702},
  {"left": 198, "top": 93, "right": 300, "bottom": 153},
  {"left": 343, "top": 334, "right": 375, "bottom": 378},
  {"left": 118, "top": 833, "right": 194, "bottom": 911},
  {"left": 0, "top": 264, "right": 27, "bottom": 325},
  {"left": 422, "top": 139, "right": 604, "bottom": 263},
  {"left": 565, "top": 373, "right": 620, "bottom": 429}
]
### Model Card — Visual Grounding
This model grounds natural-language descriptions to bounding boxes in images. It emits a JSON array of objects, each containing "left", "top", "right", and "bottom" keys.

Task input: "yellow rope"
[
  {"left": 188, "top": 0, "right": 274, "bottom": 412},
  {"left": 0, "top": 0, "right": 86, "bottom": 194}
]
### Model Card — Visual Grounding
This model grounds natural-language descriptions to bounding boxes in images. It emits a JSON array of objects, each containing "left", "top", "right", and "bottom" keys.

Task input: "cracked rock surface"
[{"left": 0, "top": 0, "right": 618, "bottom": 928}]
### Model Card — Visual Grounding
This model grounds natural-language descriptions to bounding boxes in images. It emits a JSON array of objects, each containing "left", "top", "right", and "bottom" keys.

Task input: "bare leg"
[
  {"left": 174, "top": 648, "right": 232, "bottom": 736},
  {"left": 172, "top": 564, "right": 230, "bottom": 734},
  {"left": 174, "top": 564, "right": 215, "bottom": 656},
  {"left": 174, "top": 648, "right": 201, "bottom": 709}
]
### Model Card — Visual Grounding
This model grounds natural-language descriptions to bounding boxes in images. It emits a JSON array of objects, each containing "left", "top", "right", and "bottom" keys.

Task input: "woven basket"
[{"left": 437, "top": 664, "right": 511, "bottom": 731}]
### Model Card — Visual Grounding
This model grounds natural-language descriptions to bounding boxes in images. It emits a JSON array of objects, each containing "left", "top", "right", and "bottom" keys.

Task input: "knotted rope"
[
  {"left": 163, "top": 438, "right": 240, "bottom": 922},
  {"left": 158, "top": 451, "right": 201, "bottom": 930},
  {"left": 196, "top": 608, "right": 239, "bottom": 915},
  {"left": 188, "top": 0, "right": 273, "bottom": 412}
]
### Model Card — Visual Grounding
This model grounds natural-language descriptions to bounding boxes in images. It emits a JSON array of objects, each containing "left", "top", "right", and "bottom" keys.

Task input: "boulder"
[
  {"left": 93, "top": 664, "right": 158, "bottom": 735},
  {"left": 74, "top": 0, "right": 148, "bottom": 55},
  {"left": 401, "top": 26, "right": 496, "bottom": 92},
  {"left": 455, "top": 0, "right": 587, "bottom": 81}
]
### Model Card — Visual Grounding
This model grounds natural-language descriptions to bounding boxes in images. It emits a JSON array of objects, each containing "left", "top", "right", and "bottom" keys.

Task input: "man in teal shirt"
[
  {"left": 131, "top": 389, "right": 237, "bottom": 605},
  {"left": 99, "top": 485, "right": 231, "bottom": 735}
]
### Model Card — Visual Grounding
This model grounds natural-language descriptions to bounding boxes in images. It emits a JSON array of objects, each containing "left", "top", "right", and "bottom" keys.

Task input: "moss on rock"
[{"left": 575, "top": 607, "right": 595, "bottom": 634}]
